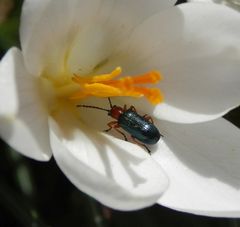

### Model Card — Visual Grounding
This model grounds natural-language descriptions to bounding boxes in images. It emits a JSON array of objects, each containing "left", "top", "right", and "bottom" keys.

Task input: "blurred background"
[{"left": 0, "top": 0, "right": 240, "bottom": 226}]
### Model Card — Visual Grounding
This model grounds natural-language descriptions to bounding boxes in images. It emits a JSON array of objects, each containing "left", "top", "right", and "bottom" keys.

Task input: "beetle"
[{"left": 77, "top": 98, "right": 162, "bottom": 153}]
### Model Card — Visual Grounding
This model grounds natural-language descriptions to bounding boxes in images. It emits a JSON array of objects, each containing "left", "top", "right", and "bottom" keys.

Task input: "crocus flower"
[{"left": 0, "top": 0, "right": 240, "bottom": 217}]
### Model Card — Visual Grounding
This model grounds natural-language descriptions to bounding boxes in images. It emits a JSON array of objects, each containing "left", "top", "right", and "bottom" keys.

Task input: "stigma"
[{"left": 70, "top": 67, "right": 164, "bottom": 105}]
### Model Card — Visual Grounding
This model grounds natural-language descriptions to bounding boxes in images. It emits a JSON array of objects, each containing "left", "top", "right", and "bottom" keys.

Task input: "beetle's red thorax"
[{"left": 109, "top": 106, "right": 124, "bottom": 120}]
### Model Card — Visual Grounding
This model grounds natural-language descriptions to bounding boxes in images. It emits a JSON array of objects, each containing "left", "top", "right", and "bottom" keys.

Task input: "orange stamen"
[
  {"left": 72, "top": 67, "right": 122, "bottom": 84},
  {"left": 70, "top": 67, "right": 164, "bottom": 105},
  {"left": 106, "top": 71, "right": 161, "bottom": 86}
]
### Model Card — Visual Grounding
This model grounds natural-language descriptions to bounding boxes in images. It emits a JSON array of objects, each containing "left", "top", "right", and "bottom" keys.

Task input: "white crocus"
[{"left": 0, "top": 0, "right": 240, "bottom": 216}]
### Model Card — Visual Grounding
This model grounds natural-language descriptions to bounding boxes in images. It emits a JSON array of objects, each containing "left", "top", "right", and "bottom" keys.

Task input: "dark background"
[{"left": 0, "top": 0, "right": 240, "bottom": 226}]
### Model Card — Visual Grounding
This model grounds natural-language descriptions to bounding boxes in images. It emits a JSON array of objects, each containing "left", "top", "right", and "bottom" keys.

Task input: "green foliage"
[
  {"left": 0, "top": 16, "right": 19, "bottom": 49},
  {"left": 0, "top": 0, "right": 23, "bottom": 52}
]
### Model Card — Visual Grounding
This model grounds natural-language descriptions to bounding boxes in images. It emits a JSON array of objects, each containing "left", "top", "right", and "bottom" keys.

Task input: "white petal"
[
  {"left": 188, "top": 0, "right": 214, "bottom": 2},
  {"left": 20, "top": 0, "right": 176, "bottom": 75},
  {"left": 152, "top": 118, "right": 240, "bottom": 217},
  {"left": 20, "top": 0, "right": 101, "bottom": 75},
  {"left": 67, "top": 0, "right": 177, "bottom": 74},
  {"left": 49, "top": 110, "right": 168, "bottom": 210},
  {"left": 153, "top": 103, "right": 234, "bottom": 124},
  {"left": 188, "top": 0, "right": 240, "bottom": 11},
  {"left": 111, "top": 3, "right": 240, "bottom": 123},
  {"left": 0, "top": 48, "right": 51, "bottom": 161}
]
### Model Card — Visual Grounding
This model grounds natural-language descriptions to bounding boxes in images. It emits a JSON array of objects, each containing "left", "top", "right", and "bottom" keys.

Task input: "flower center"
[{"left": 40, "top": 66, "right": 164, "bottom": 113}]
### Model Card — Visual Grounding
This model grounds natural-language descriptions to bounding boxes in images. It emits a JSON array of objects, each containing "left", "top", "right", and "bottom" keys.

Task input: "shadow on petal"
[
  {"left": 155, "top": 118, "right": 240, "bottom": 189},
  {"left": 49, "top": 108, "right": 168, "bottom": 210},
  {"left": 90, "top": 133, "right": 147, "bottom": 187}
]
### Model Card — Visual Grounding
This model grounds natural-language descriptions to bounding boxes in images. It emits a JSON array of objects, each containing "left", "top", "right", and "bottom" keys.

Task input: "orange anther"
[{"left": 70, "top": 67, "right": 164, "bottom": 105}]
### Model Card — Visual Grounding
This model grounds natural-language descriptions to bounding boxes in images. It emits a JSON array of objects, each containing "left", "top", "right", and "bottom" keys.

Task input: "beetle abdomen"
[{"left": 118, "top": 110, "right": 161, "bottom": 144}]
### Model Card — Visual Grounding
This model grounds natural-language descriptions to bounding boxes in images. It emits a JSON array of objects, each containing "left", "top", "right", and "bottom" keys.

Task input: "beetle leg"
[
  {"left": 104, "top": 121, "right": 128, "bottom": 141},
  {"left": 131, "top": 136, "right": 151, "bottom": 154},
  {"left": 114, "top": 128, "right": 128, "bottom": 141},
  {"left": 129, "top": 105, "right": 137, "bottom": 112},
  {"left": 142, "top": 114, "right": 154, "bottom": 124},
  {"left": 104, "top": 121, "right": 118, "bottom": 132}
]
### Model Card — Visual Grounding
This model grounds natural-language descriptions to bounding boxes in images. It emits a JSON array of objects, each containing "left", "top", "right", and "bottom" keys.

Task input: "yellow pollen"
[{"left": 70, "top": 67, "right": 164, "bottom": 105}]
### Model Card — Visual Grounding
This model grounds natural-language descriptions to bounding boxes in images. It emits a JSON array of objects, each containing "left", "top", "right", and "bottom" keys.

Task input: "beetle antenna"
[
  {"left": 76, "top": 105, "right": 109, "bottom": 112},
  {"left": 108, "top": 97, "right": 113, "bottom": 108}
]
